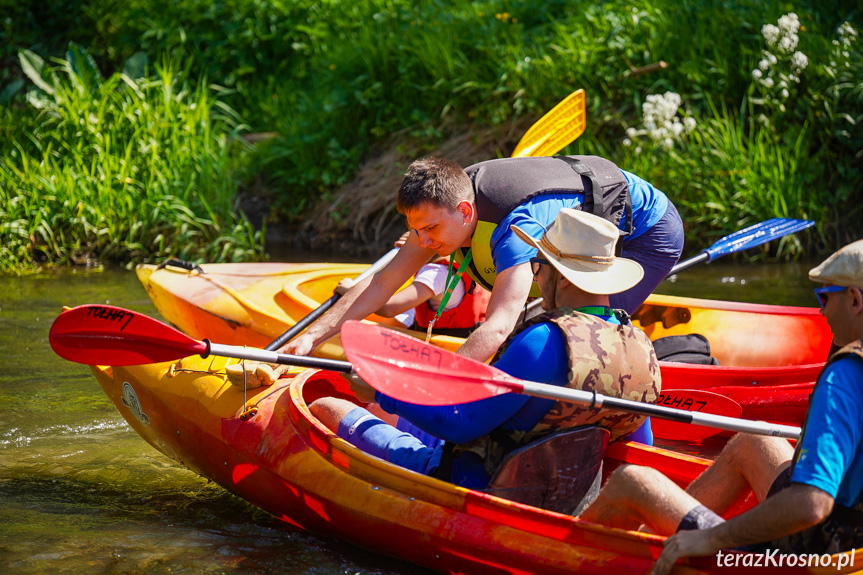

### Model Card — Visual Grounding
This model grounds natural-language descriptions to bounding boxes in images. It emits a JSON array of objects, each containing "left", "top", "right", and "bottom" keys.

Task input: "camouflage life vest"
[
  {"left": 779, "top": 340, "right": 863, "bottom": 555},
  {"left": 454, "top": 308, "right": 661, "bottom": 478}
]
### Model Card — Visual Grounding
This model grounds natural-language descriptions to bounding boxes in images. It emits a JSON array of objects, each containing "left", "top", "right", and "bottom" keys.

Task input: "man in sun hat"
[
  {"left": 577, "top": 238, "right": 863, "bottom": 575},
  {"left": 281, "top": 155, "right": 682, "bottom": 364},
  {"left": 308, "top": 208, "right": 661, "bottom": 489}
]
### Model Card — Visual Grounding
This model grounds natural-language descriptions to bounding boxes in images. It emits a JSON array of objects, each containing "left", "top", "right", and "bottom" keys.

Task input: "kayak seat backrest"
[
  {"left": 485, "top": 426, "right": 610, "bottom": 515},
  {"left": 653, "top": 333, "right": 720, "bottom": 366}
]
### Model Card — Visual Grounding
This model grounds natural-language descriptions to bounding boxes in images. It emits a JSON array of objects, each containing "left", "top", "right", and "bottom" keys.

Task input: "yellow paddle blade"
[{"left": 512, "top": 89, "right": 586, "bottom": 158}]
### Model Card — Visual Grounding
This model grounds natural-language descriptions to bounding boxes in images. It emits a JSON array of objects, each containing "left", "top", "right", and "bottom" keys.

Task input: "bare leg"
[
  {"left": 685, "top": 433, "right": 793, "bottom": 515},
  {"left": 309, "top": 397, "right": 360, "bottom": 433},
  {"left": 579, "top": 464, "right": 701, "bottom": 535}
]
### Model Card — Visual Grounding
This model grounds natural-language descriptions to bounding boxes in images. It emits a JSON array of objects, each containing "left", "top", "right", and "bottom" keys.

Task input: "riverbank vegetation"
[{"left": 1, "top": 0, "right": 860, "bottom": 272}]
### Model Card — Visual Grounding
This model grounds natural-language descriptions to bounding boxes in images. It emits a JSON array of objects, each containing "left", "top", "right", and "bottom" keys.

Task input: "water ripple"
[{"left": 0, "top": 418, "right": 129, "bottom": 449}]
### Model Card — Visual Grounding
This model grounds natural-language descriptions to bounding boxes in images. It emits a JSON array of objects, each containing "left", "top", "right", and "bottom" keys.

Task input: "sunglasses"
[
  {"left": 530, "top": 256, "right": 551, "bottom": 277},
  {"left": 814, "top": 285, "right": 847, "bottom": 308}
]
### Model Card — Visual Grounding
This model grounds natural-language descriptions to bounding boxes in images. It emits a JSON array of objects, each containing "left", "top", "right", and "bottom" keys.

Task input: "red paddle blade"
[
  {"left": 50, "top": 304, "right": 207, "bottom": 366},
  {"left": 651, "top": 389, "right": 743, "bottom": 441},
  {"left": 341, "top": 321, "right": 520, "bottom": 405}
]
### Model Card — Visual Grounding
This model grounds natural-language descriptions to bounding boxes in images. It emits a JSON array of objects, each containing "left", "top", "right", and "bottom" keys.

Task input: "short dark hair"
[{"left": 397, "top": 157, "right": 474, "bottom": 214}]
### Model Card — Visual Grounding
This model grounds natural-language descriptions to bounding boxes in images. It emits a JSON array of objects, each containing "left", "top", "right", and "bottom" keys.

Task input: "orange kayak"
[
  {"left": 136, "top": 262, "right": 833, "bottom": 428},
  {"left": 87, "top": 356, "right": 861, "bottom": 574}
]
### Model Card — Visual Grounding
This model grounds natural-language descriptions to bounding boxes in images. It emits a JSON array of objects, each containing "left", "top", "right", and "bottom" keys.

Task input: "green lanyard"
[
  {"left": 574, "top": 305, "right": 614, "bottom": 318},
  {"left": 437, "top": 249, "right": 472, "bottom": 320}
]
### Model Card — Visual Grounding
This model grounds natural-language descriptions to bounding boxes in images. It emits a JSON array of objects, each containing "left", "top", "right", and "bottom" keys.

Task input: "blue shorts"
[{"left": 610, "top": 201, "right": 684, "bottom": 315}]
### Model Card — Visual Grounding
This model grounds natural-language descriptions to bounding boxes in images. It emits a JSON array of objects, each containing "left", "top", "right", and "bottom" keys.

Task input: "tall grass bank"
[{"left": 1, "top": 1, "right": 861, "bottom": 271}]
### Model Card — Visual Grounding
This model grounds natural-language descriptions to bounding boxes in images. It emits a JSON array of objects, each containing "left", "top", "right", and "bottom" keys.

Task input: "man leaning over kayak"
[
  {"left": 578, "top": 238, "right": 863, "bottom": 575},
  {"left": 309, "top": 209, "right": 661, "bottom": 489},
  {"left": 280, "top": 155, "right": 683, "bottom": 364}
]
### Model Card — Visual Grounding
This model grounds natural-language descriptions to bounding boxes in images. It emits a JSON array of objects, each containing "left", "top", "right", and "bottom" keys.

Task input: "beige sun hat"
[
  {"left": 511, "top": 208, "right": 644, "bottom": 295},
  {"left": 809, "top": 238, "right": 863, "bottom": 288}
]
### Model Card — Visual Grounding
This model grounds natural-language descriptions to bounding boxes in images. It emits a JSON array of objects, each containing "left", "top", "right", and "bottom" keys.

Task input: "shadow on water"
[{"left": 0, "top": 258, "right": 821, "bottom": 573}]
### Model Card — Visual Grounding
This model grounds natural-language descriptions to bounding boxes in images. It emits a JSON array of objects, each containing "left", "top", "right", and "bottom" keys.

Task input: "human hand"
[
  {"left": 335, "top": 277, "right": 355, "bottom": 296},
  {"left": 279, "top": 334, "right": 317, "bottom": 357},
  {"left": 345, "top": 371, "right": 377, "bottom": 403},
  {"left": 394, "top": 231, "right": 411, "bottom": 248},
  {"left": 652, "top": 529, "right": 720, "bottom": 575}
]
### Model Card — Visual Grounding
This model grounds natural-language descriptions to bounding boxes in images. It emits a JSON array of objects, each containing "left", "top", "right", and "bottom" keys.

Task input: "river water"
[{"left": 0, "top": 259, "right": 820, "bottom": 574}]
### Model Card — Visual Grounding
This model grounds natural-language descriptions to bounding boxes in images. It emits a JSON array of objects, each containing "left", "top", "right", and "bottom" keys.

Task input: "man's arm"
[
  {"left": 652, "top": 483, "right": 835, "bottom": 575},
  {"left": 280, "top": 236, "right": 434, "bottom": 356},
  {"left": 456, "top": 262, "right": 534, "bottom": 362}
]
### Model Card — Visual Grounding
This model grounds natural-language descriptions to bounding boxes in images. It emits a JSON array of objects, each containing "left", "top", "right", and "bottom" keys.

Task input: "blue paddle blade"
[{"left": 704, "top": 218, "right": 814, "bottom": 262}]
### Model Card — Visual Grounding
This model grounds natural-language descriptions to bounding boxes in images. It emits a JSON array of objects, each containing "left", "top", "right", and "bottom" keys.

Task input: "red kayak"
[{"left": 86, "top": 356, "right": 860, "bottom": 574}]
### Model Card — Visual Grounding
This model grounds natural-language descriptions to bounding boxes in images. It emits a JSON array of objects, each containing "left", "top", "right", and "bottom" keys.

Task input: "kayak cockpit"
[{"left": 288, "top": 368, "right": 611, "bottom": 515}]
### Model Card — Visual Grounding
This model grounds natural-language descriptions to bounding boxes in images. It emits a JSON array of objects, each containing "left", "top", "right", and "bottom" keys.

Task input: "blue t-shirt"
[
  {"left": 491, "top": 170, "right": 669, "bottom": 274},
  {"left": 790, "top": 355, "right": 863, "bottom": 508}
]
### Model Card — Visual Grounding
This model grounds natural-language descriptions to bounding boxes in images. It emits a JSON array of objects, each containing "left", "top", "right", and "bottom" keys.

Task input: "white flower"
[
  {"left": 762, "top": 24, "right": 780, "bottom": 47},
  {"left": 671, "top": 121, "right": 684, "bottom": 137},
  {"left": 791, "top": 51, "right": 809, "bottom": 73},
  {"left": 839, "top": 22, "right": 857, "bottom": 37},
  {"left": 762, "top": 77, "right": 775, "bottom": 89},
  {"left": 778, "top": 13, "right": 800, "bottom": 36},
  {"left": 781, "top": 88, "right": 789, "bottom": 98},
  {"left": 635, "top": 146, "right": 642, "bottom": 155},
  {"left": 778, "top": 35, "right": 798, "bottom": 54},
  {"left": 838, "top": 22, "right": 857, "bottom": 43},
  {"left": 623, "top": 138, "right": 632, "bottom": 147},
  {"left": 684, "top": 116, "right": 696, "bottom": 132},
  {"left": 662, "top": 138, "right": 674, "bottom": 149},
  {"left": 768, "top": 53, "right": 778, "bottom": 65},
  {"left": 759, "top": 59, "right": 770, "bottom": 70},
  {"left": 626, "top": 127, "right": 637, "bottom": 137},
  {"left": 752, "top": 69, "right": 763, "bottom": 79}
]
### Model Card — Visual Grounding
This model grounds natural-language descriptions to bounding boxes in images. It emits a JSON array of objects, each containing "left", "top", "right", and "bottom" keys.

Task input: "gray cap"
[{"left": 809, "top": 239, "right": 863, "bottom": 288}]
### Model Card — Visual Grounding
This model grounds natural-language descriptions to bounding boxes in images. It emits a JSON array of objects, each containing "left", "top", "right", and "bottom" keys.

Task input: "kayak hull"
[{"left": 88, "top": 356, "right": 860, "bottom": 574}]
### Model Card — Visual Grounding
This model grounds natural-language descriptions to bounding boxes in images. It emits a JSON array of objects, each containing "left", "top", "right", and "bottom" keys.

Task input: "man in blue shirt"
[
  {"left": 579, "top": 239, "right": 863, "bottom": 574},
  {"left": 309, "top": 209, "right": 661, "bottom": 489},
  {"left": 281, "top": 156, "right": 683, "bottom": 365}
]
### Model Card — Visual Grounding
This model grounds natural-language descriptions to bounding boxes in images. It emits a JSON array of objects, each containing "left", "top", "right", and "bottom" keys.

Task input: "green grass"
[
  {"left": 1, "top": 0, "right": 861, "bottom": 271},
  {"left": 0, "top": 47, "right": 263, "bottom": 272}
]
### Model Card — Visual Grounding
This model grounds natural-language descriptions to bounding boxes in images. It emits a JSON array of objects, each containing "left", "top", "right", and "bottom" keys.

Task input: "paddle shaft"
[
  {"left": 669, "top": 252, "right": 709, "bottom": 275},
  {"left": 516, "top": 379, "right": 801, "bottom": 439},
  {"left": 209, "top": 342, "right": 352, "bottom": 373},
  {"left": 265, "top": 248, "right": 399, "bottom": 351}
]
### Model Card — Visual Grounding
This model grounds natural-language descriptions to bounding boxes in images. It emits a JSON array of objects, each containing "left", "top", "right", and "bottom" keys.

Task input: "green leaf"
[
  {"left": 18, "top": 50, "right": 55, "bottom": 95},
  {"left": 65, "top": 42, "right": 103, "bottom": 92}
]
